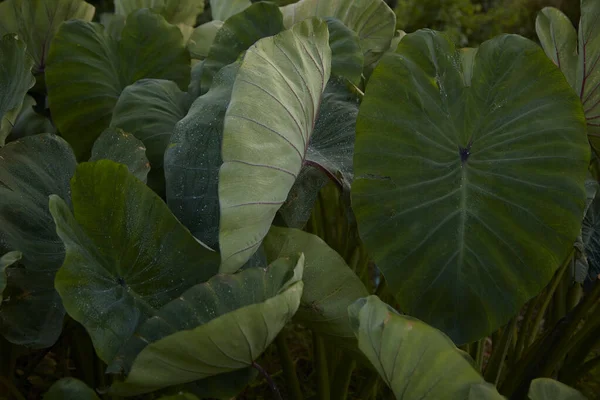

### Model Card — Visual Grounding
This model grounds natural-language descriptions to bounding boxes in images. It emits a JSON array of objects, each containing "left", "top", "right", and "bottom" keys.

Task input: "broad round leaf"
[
  {"left": 264, "top": 227, "right": 368, "bottom": 341},
  {"left": 46, "top": 9, "right": 190, "bottom": 158},
  {"left": 44, "top": 378, "right": 100, "bottom": 400},
  {"left": 0, "top": 251, "right": 21, "bottom": 303},
  {"left": 165, "top": 63, "right": 240, "bottom": 249},
  {"left": 0, "top": 34, "right": 35, "bottom": 145},
  {"left": 110, "top": 254, "right": 304, "bottom": 396},
  {"left": 0, "top": 0, "right": 95, "bottom": 74},
  {"left": 110, "top": 79, "right": 192, "bottom": 173},
  {"left": 50, "top": 160, "right": 220, "bottom": 363},
  {"left": 90, "top": 127, "right": 150, "bottom": 183},
  {"left": 280, "top": 0, "right": 395, "bottom": 66},
  {"left": 536, "top": 0, "right": 600, "bottom": 153},
  {"left": 528, "top": 378, "right": 587, "bottom": 400},
  {"left": 209, "top": 0, "right": 250, "bottom": 22},
  {"left": 201, "top": 2, "right": 284, "bottom": 93},
  {"left": 349, "top": 295, "right": 490, "bottom": 400},
  {"left": 0, "top": 134, "right": 75, "bottom": 348},
  {"left": 115, "top": 0, "right": 204, "bottom": 25},
  {"left": 352, "top": 30, "right": 590, "bottom": 344},
  {"left": 219, "top": 18, "right": 331, "bottom": 272},
  {"left": 188, "top": 20, "right": 223, "bottom": 60}
]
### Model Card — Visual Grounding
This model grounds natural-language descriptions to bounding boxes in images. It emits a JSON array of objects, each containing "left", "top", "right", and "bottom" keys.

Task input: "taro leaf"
[
  {"left": 348, "top": 295, "right": 489, "bottom": 400},
  {"left": 582, "top": 182, "right": 600, "bottom": 280},
  {"left": 0, "top": 34, "right": 35, "bottom": 145},
  {"left": 0, "top": 0, "right": 95, "bottom": 74},
  {"left": 188, "top": 20, "right": 223, "bottom": 60},
  {"left": 201, "top": 2, "right": 284, "bottom": 94},
  {"left": 219, "top": 18, "right": 331, "bottom": 273},
  {"left": 468, "top": 383, "right": 506, "bottom": 400},
  {"left": 114, "top": 0, "right": 205, "bottom": 25},
  {"left": 536, "top": 0, "right": 600, "bottom": 153},
  {"left": 49, "top": 160, "right": 220, "bottom": 363},
  {"left": 109, "top": 79, "right": 192, "bottom": 176},
  {"left": 46, "top": 9, "right": 190, "bottom": 159},
  {"left": 209, "top": 0, "right": 251, "bottom": 22},
  {"left": 263, "top": 227, "right": 368, "bottom": 341},
  {"left": 326, "top": 18, "right": 363, "bottom": 85},
  {"left": 280, "top": 0, "right": 396, "bottom": 66},
  {"left": 100, "top": 13, "right": 126, "bottom": 39},
  {"left": 0, "top": 251, "right": 21, "bottom": 303},
  {"left": 8, "top": 95, "right": 55, "bottom": 142},
  {"left": 352, "top": 30, "right": 590, "bottom": 344},
  {"left": 528, "top": 378, "right": 587, "bottom": 400},
  {"left": 278, "top": 165, "right": 330, "bottom": 228},
  {"left": 0, "top": 134, "right": 76, "bottom": 348},
  {"left": 165, "top": 63, "right": 240, "bottom": 250},
  {"left": 43, "top": 378, "right": 100, "bottom": 400},
  {"left": 109, "top": 254, "right": 304, "bottom": 396},
  {"left": 90, "top": 128, "right": 150, "bottom": 183},
  {"left": 188, "top": 60, "right": 205, "bottom": 99}
]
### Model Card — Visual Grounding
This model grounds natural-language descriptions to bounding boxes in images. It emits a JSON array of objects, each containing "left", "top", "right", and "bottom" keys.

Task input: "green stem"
[
  {"left": 275, "top": 333, "right": 303, "bottom": 400},
  {"left": 566, "top": 283, "right": 583, "bottom": 312},
  {"left": 313, "top": 333, "right": 330, "bottom": 400},
  {"left": 357, "top": 371, "right": 379, "bottom": 400},
  {"left": 330, "top": 354, "right": 355, "bottom": 400},
  {"left": 513, "top": 297, "right": 539, "bottom": 364},
  {"left": 475, "top": 339, "right": 486, "bottom": 372},
  {"left": 484, "top": 318, "right": 516, "bottom": 385}
]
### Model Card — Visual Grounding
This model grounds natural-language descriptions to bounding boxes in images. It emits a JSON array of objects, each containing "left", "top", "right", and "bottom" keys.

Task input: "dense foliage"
[{"left": 0, "top": 0, "right": 599, "bottom": 399}]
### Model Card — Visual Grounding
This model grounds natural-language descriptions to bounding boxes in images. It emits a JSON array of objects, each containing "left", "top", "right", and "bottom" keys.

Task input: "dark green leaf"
[
  {"left": 50, "top": 160, "right": 220, "bottom": 363},
  {"left": 326, "top": 18, "right": 363, "bottom": 85},
  {"left": 528, "top": 378, "right": 587, "bottom": 400},
  {"left": 352, "top": 30, "right": 589, "bottom": 344},
  {"left": 43, "top": 378, "right": 100, "bottom": 400},
  {"left": 0, "top": 251, "right": 21, "bottom": 303},
  {"left": 114, "top": 0, "right": 204, "bottom": 25},
  {"left": 8, "top": 96, "right": 55, "bottom": 142},
  {"left": 90, "top": 128, "right": 150, "bottom": 183}
]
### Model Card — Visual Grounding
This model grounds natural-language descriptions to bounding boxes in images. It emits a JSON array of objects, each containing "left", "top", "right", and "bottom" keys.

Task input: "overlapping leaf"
[
  {"left": 0, "top": 134, "right": 76, "bottom": 348},
  {"left": 109, "top": 254, "right": 304, "bottom": 396},
  {"left": 90, "top": 128, "right": 150, "bottom": 183},
  {"left": 528, "top": 378, "right": 587, "bottom": 400},
  {"left": 115, "top": 0, "right": 204, "bottom": 25},
  {"left": 352, "top": 30, "right": 589, "bottom": 344},
  {"left": 46, "top": 9, "right": 190, "bottom": 158},
  {"left": 44, "top": 378, "right": 100, "bottom": 400},
  {"left": 209, "top": 0, "right": 250, "bottom": 21},
  {"left": 0, "top": 252, "right": 21, "bottom": 303},
  {"left": 50, "top": 160, "right": 220, "bottom": 363}
]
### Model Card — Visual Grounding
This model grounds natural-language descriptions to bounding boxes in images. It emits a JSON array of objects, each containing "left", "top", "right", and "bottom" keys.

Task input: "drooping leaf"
[
  {"left": 528, "top": 378, "right": 587, "bottom": 400},
  {"left": 43, "top": 378, "right": 100, "bottom": 400},
  {"left": 165, "top": 63, "right": 240, "bottom": 249},
  {"left": 536, "top": 0, "right": 600, "bottom": 153},
  {"left": 0, "top": 0, "right": 95, "bottom": 74},
  {"left": 349, "top": 295, "right": 490, "bottom": 399},
  {"left": 114, "top": 0, "right": 204, "bottom": 25},
  {"left": 188, "top": 20, "right": 223, "bottom": 60},
  {"left": 46, "top": 8, "right": 190, "bottom": 159},
  {"left": 8, "top": 95, "right": 55, "bottom": 142},
  {"left": 0, "top": 34, "right": 35, "bottom": 145},
  {"left": 49, "top": 160, "right": 220, "bottom": 363},
  {"left": 109, "top": 254, "right": 304, "bottom": 396},
  {"left": 264, "top": 227, "right": 368, "bottom": 341},
  {"left": 219, "top": 18, "right": 331, "bottom": 273},
  {"left": 325, "top": 18, "right": 363, "bottom": 85},
  {"left": 209, "top": 0, "right": 250, "bottom": 21},
  {"left": 201, "top": 2, "right": 284, "bottom": 93},
  {"left": 352, "top": 30, "right": 589, "bottom": 344},
  {"left": 109, "top": 79, "right": 192, "bottom": 179},
  {"left": 0, "top": 251, "right": 21, "bottom": 303},
  {"left": 90, "top": 128, "right": 150, "bottom": 183},
  {"left": 280, "top": 0, "right": 396, "bottom": 65},
  {"left": 0, "top": 134, "right": 76, "bottom": 348}
]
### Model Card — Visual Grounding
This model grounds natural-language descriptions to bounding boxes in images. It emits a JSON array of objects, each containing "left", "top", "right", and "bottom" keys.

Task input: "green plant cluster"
[{"left": 0, "top": 0, "right": 599, "bottom": 400}]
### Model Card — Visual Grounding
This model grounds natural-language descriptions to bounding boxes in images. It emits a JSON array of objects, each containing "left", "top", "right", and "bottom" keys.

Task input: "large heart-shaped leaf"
[
  {"left": 165, "top": 63, "right": 240, "bottom": 249},
  {"left": 114, "top": 0, "right": 204, "bottom": 25},
  {"left": 46, "top": 8, "right": 190, "bottom": 159},
  {"left": 536, "top": 0, "right": 600, "bottom": 153},
  {"left": 49, "top": 160, "right": 220, "bottom": 363},
  {"left": 280, "top": 0, "right": 396, "bottom": 66},
  {"left": 0, "top": 34, "right": 35, "bottom": 145},
  {"left": 349, "top": 295, "right": 501, "bottom": 400},
  {"left": 0, "top": 251, "right": 21, "bottom": 303},
  {"left": 201, "top": 2, "right": 284, "bottom": 93},
  {"left": 352, "top": 30, "right": 590, "bottom": 344},
  {"left": 109, "top": 79, "right": 192, "bottom": 177},
  {"left": 0, "top": 134, "right": 76, "bottom": 348},
  {"left": 219, "top": 18, "right": 331, "bottom": 273},
  {"left": 0, "top": 0, "right": 95, "bottom": 74},
  {"left": 90, "top": 128, "right": 150, "bottom": 183},
  {"left": 44, "top": 378, "right": 100, "bottom": 400},
  {"left": 528, "top": 378, "right": 587, "bottom": 400},
  {"left": 109, "top": 254, "right": 304, "bottom": 396},
  {"left": 263, "top": 227, "right": 367, "bottom": 341},
  {"left": 209, "top": 0, "right": 250, "bottom": 21}
]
